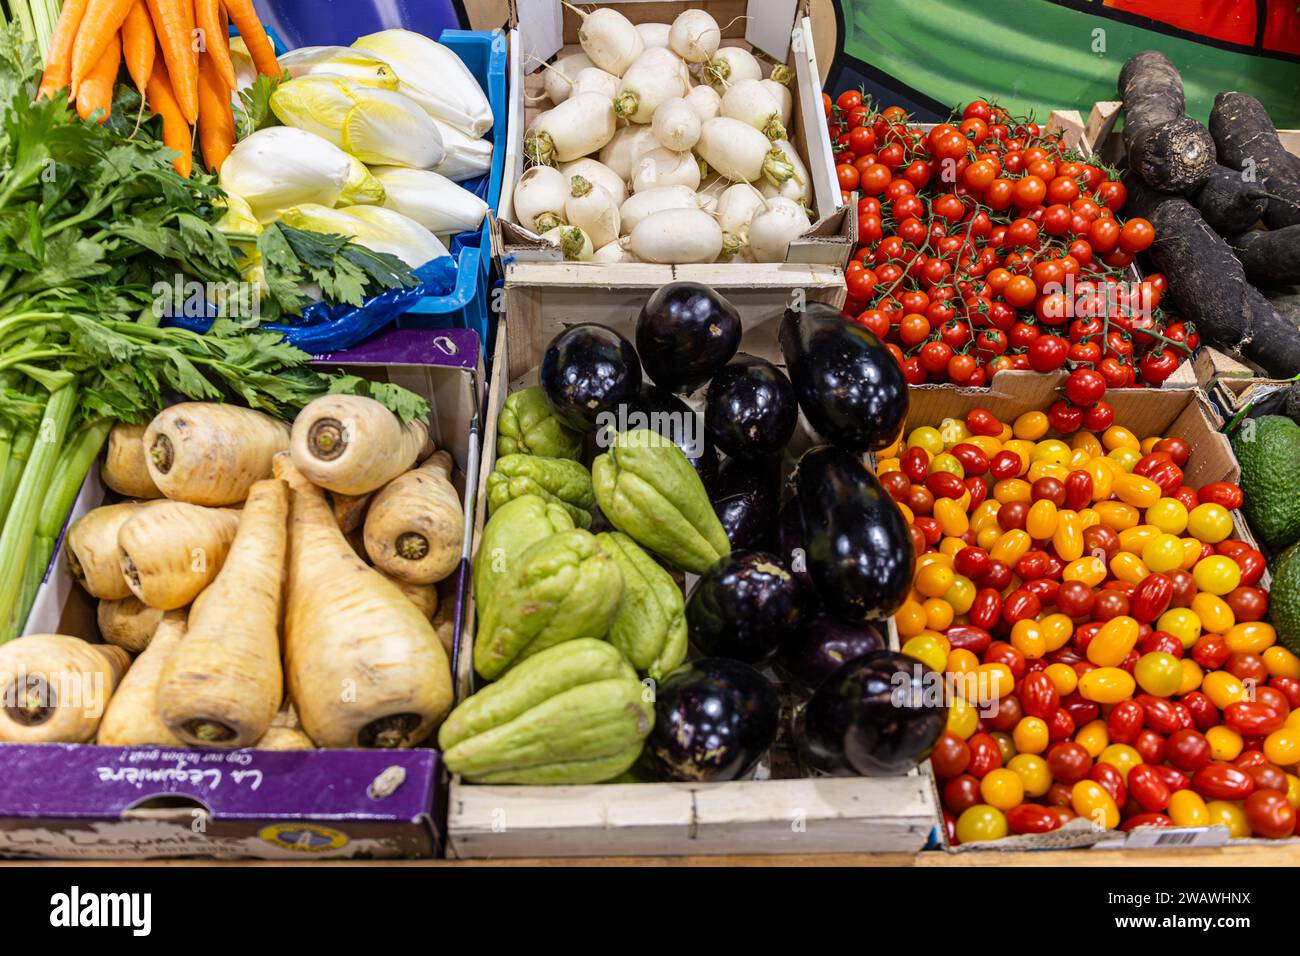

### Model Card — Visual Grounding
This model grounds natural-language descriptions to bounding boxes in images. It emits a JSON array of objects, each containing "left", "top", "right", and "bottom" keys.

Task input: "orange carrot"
[
  {"left": 75, "top": 32, "right": 121, "bottom": 123},
  {"left": 146, "top": 56, "right": 193, "bottom": 178},
  {"left": 145, "top": 0, "right": 198, "bottom": 123},
  {"left": 37, "top": 0, "right": 90, "bottom": 100},
  {"left": 196, "top": 54, "right": 234, "bottom": 173},
  {"left": 70, "top": 0, "right": 135, "bottom": 92},
  {"left": 195, "top": 0, "right": 237, "bottom": 91},
  {"left": 121, "top": 0, "right": 155, "bottom": 94},
  {"left": 222, "top": 0, "right": 279, "bottom": 77}
]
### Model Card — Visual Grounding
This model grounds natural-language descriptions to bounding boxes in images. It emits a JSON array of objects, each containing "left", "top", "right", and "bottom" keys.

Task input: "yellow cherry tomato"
[
  {"left": 1113, "top": 473, "right": 1162, "bottom": 508},
  {"left": 876, "top": 458, "right": 901, "bottom": 475},
  {"left": 989, "top": 529, "right": 1031, "bottom": 566},
  {"left": 1010, "top": 619, "right": 1046, "bottom": 659},
  {"left": 1087, "top": 615, "right": 1139, "bottom": 667},
  {"left": 1146, "top": 497, "right": 1189, "bottom": 534},
  {"left": 991, "top": 732, "right": 1016, "bottom": 765},
  {"left": 907, "top": 426, "right": 944, "bottom": 455},
  {"left": 1118, "top": 524, "right": 1161, "bottom": 555},
  {"left": 1168, "top": 790, "right": 1210, "bottom": 827},
  {"left": 955, "top": 805, "right": 1008, "bottom": 843},
  {"left": 1053, "top": 510, "right": 1084, "bottom": 561},
  {"left": 1203, "top": 671, "right": 1248, "bottom": 710},
  {"left": 922, "top": 598, "right": 954, "bottom": 631},
  {"left": 1027, "top": 460, "right": 1070, "bottom": 484},
  {"left": 1075, "top": 719, "right": 1110, "bottom": 757},
  {"left": 1109, "top": 551, "right": 1150, "bottom": 585},
  {"left": 946, "top": 696, "right": 979, "bottom": 739},
  {"left": 1067, "top": 447, "right": 1094, "bottom": 470},
  {"left": 1026, "top": 499, "right": 1059, "bottom": 540},
  {"left": 1192, "top": 555, "right": 1241, "bottom": 595},
  {"left": 1099, "top": 743, "right": 1142, "bottom": 780},
  {"left": 1072, "top": 431, "right": 1102, "bottom": 455},
  {"left": 1187, "top": 503, "right": 1232, "bottom": 544},
  {"left": 1287, "top": 774, "right": 1300, "bottom": 808},
  {"left": 1205, "top": 800, "right": 1250, "bottom": 839},
  {"left": 929, "top": 453, "right": 964, "bottom": 478},
  {"left": 997, "top": 422, "right": 1014, "bottom": 443},
  {"left": 1179, "top": 537, "right": 1204, "bottom": 570},
  {"left": 1157, "top": 607, "right": 1202, "bottom": 649},
  {"left": 1094, "top": 500, "right": 1139, "bottom": 531},
  {"left": 1002, "top": 439, "right": 1034, "bottom": 473},
  {"left": 1107, "top": 446, "right": 1140, "bottom": 472},
  {"left": 1179, "top": 658, "right": 1204, "bottom": 695},
  {"left": 1044, "top": 662, "right": 1078, "bottom": 697},
  {"left": 1139, "top": 435, "right": 1162, "bottom": 455},
  {"left": 1225, "top": 622, "right": 1276, "bottom": 655},
  {"left": 980, "top": 768, "right": 1025, "bottom": 811},
  {"left": 944, "top": 575, "right": 976, "bottom": 615},
  {"left": 1264, "top": 646, "right": 1300, "bottom": 680},
  {"left": 1071, "top": 780, "right": 1120, "bottom": 830},
  {"left": 1013, "top": 411, "right": 1048, "bottom": 441},
  {"left": 902, "top": 633, "right": 949, "bottom": 672},
  {"left": 1191, "top": 593, "right": 1234, "bottom": 634},
  {"left": 897, "top": 502, "right": 915, "bottom": 524},
  {"left": 916, "top": 562, "right": 955, "bottom": 598},
  {"left": 970, "top": 500, "right": 1001, "bottom": 531},
  {"left": 977, "top": 525, "right": 1001, "bottom": 550},
  {"left": 1206, "top": 725, "right": 1243, "bottom": 761},
  {"left": 1063, "top": 556, "right": 1108, "bottom": 588},
  {"left": 1039, "top": 613, "right": 1074, "bottom": 652},
  {"left": 938, "top": 417, "right": 971, "bottom": 449},
  {"left": 1013, "top": 717, "right": 1050, "bottom": 755},
  {"left": 967, "top": 435, "right": 1002, "bottom": 458},
  {"left": 1078, "top": 507, "right": 1101, "bottom": 530},
  {"left": 946, "top": 648, "right": 979, "bottom": 681},
  {"left": 1141, "top": 533, "right": 1186, "bottom": 574},
  {"left": 934, "top": 498, "right": 970, "bottom": 537},
  {"left": 1078, "top": 667, "right": 1136, "bottom": 704},
  {"left": 1264, "top": 728, "right": 1300, "bottom": 768},
  {"left": 993, "top": 478, "right": 1031, "bottom": 503},
  {"left": 1082, "top": 458, "right": 1113, "bottom": 500},
  {"left": 1134, "top": 651, "right": 1182, "bottom": 697},
  {"left": 1102, "top": 425, "right": 1140, "bottom": 451},
  {"left": 895, "top": 599, "right": 926, "bottom": 638},
  {"left": 1031, "top": 439, "right": 1070, "bottom": 466},
  {"left": 1008, "top": 753, "right": 1051, "bottom": 797}
]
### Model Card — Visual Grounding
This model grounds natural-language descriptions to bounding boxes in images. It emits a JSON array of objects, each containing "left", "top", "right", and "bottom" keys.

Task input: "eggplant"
[
  {"left": 540, "top": 323, "right": 642, "bottom": 432},
  {"left": 802, "top": 651, "right": 947, "bottom": 776},
  {"left": 778, "top": 615, "right": 884, "bottom": 690},
  {"left": 686, "top": 550, "right": 804, "bottom": 663},
  {"left": 704, "top": 354, "right": 797, "bottom": 460},
  {"left": 779, "top": 302, "right": 908, "bottom": 452},
  {"left": 777, "top": 498, "right": 811, "bottom": 590},
  {"left": 631, "top": 385, "right": 718, "bottom": 492},
  {"left": 647, "top": 658, "right": 779, "bottom": 782},
  {"left": 635, "top": 282, "right": 742, "bottom": 394},
  {"left": 794, "top": 445, "right": 913, "bottom": 622},
  {"left": 711, "top": 455, "right": 780, "bottom": 550}
]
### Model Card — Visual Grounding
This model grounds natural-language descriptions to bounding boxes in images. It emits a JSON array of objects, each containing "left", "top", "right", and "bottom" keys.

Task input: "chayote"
[
  {"left": 487, "top": 454, "right": 595, "bottom": 528},
  {"left": 474, "top": 494, "right": 575, "bottom": 609},
  {"left": 597, "top": 531, "right": 687, "bottom": 681},
  {"left": 441, "top": 639, "right": 653, "bottom": 784},
  {"left": 592, "top": 428, "right": 731, "bottom": 574},
  {"left": 497, "top": 387, "right": 584, "bottom": 461},
  {"left": 474, "top": 529, "right": 623, "bottom": 680}
]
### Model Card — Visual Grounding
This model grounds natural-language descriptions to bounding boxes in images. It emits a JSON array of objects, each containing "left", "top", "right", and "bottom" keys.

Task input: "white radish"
[
  {"left": 512, "top": 165, "right": 569, "bottom": 234},
  {"left": 696, "top": 116, "right": 792, "bottom": 184},
  {"left": 573, "top": 6, "right": 644, "bottom": 76},
  {"left": 632, "top": 147, "right": 701, "bottom": 193},
  {"left": 715, "top": 181, "right": 767, "bottom": 258},
  {"left": 669, "top": 10, "right": 721, "bottom": 64},
  {"left": 593, "top": 241, "right": 636, "bottom": 263},
  {"left": 599, "top": 124, "right": 660, "bottom": 181},
  {"left": 637, "top": 22, "right": 672, "bottom": 48},
  {"left": 628, "top": 208, "right": 722, "bottom": 263},
  {"left": 525, "top": 92, "right": 616, "bottom": 165},
  {"left": 652, "top": 97, "right": 701, "bottom": 151},
  {"left": 559, "top": 157, "right": 627, "bottom": 207},
  {"left": 748, "top": 197, "right": 810, "bottom": 262},
  {"left": 619, "top": 185, "right": 700, "bottom": 234},
  {"left": 372, "top": 166, "right": 489, "bottom": 235},
  {"left": 572, "top": 66, "right": 619, "bottom": 100},
  {"left": 542, "top": 51, "right": 594, "bottom": 105},
  {"left": 684, "top": 84, "right": 721, "bottom": 122},
  {"left": 540, "top": 225, "right": 595, "bottom": 261},
  {"left": 565, "top": 176, "right": 620, "bottom": 249},
  {"left": 722, "top": 79, "right": 787, "bottom": 140},
  {"left": 613, "top": 47, "right": 686, "bottom": 124},
  {"left": 758, "top": 139, "right": 811, "bottom": 204},
  {"left": 705, "top": 47, "right": 761, "bottom": 91},
  {"left": 761, "top": 78, "right": 793, "bottom": 127}
]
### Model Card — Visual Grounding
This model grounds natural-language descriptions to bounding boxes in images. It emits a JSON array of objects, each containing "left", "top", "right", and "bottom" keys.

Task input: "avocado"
[
  {"left": 1231, "top": 415, "right": 1300, "bottom": 551},
  {"left": 1271, "top": 542, "right": 1300, "bottom": 655}
]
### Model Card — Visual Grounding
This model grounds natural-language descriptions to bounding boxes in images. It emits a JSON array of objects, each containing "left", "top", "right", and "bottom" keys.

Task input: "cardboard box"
[{"left": 4, "top": 328, "right": 485, "bottom": 861}]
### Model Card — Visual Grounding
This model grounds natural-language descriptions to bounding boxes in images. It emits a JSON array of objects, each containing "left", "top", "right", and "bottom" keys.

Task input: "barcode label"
[{"left": 1125, "top": 826, "right": 1229, "bottom": 849}]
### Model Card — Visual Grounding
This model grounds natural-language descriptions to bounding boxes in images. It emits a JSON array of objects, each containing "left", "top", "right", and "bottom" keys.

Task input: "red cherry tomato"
[{"left": 1192, "top": 762, "right": 1256, "bottom": 801}]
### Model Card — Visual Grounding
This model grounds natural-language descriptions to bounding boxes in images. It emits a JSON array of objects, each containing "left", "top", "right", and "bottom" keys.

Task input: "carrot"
[
  {"left": 121, "top": 0, "right": 156, "bottom": 95},
  {"left": 274, "top": 453, "right": 453, "bottom": 748},
  {"left": 75, "top": 31, "right": 121, "bottom": 124},
  {"left": 145, "top": 57, "right": 193, "bottom": 177},
  {"left": 157, "top": 479, "right": 286, "bottom": 747},
  {"left": 70, "top": 0, "right": 134, "bottom": 92},
  {"left": 196, "top": 54, "right": 235, "bottom": 173},
  {"left": 363, "top": 451, "right": 464, "bottom": 585},
  {"left": 97, "top": 595, "right": 164, "bottom": 652},
  {"left": 144, "top": 402, "right": 290, "bottom": 505},
  {"left": 145, "top": 0, "right": 198, "bottom": 123},
  {"left": 289, "top": 395, "right": 430, "bottom": 496},
  {"left": 222, "top": 0, "right": 279, "bottom": 77},
  {"left": 96, "top": 611, "right": 186, "bottom": 746},
  {"left": 117, "top": 501, "right": 240, "bottom": 609},
  {"left": 102, "top": 422, "right": 163, "bottom": 499},
  {"left": 195, "top": 0, "right": 237, "bottom": 90},
  {"left": 66, "top": 501, "right": 153, "bottom": 600},
  {"left": 37, "top": 0, "right": 90, "bottom": 100},
  {"left": 0, "top": 635, "right": 129, "bottom": 743}
]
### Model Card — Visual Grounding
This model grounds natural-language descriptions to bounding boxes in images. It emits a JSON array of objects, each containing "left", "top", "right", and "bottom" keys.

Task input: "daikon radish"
[
  {"left": 67, "top": 502, "right": 150, "bottom": 599},
  {"left": 716, "top": 181, "right": 766, "bottom": 258},
  {"left": 628, "top": 207, "right": 723, "bottom": 263},
  {"left": 525, "top": 92, "right": 617, "bottom": 165},
  {"left": 255, "top": 726, "right": 315, "bottom": 750},
  {"left": 331, "top": 490, "right": 372, "bottom": 534},
  {"left": 0, "top": 635, "right": 129, "bottom": 743},
  {"left": 289, "top": 395, "right": 429, "bottom": 496},
  {"left": 723, "top": 79, "right": 786, "bottom": 140},
  {"left": 599, "top": 123, "right": 659, "bottom": 181},
  {"left": 540, "top": 225, "right": 595, "bottom": 261},
  {"left": 669, "top": 10, "right": 721, "bottom": 64},
  {"left": 632, "top": 147, "right": 702, "bottom": 193},
  {"left": 157, "top": 480, "right": 287, "bottom": 748},
  {"left": 274, "top": 454, "right": 453, "bottom": 749},
  {"left": 637, "top": 22, "right": 671, "bottom": 48},
  {"left": 758, "top": 139, "right": 811, "bottom": 204},
  {"left": 570, "top": 4, "right": 643, "bottom": 76},
  {"left": 380, "top": 570, "right": 439, "bottom": 621},
  {"left": 614, "top": 47, "right": 686, "bottom": 123},
  {"left": 697, "top": 117, "right": 797, "bottom": 185},
  {"left": 97, "top": 596, "right": 163, "bottom": 653},
  {"left": 542, "top": 51, "right": 593, "bottom": 105},
  {"left": 102, "top": 423, "right": 162, "bottom": 499},
  {"left": 619, "top": 184, "right": 700, "bottom": 233},
  {"left": 761, "top": 77, "right": 793, "bottom": 127},
  {"left": 145, "top": 403, "right": 290, "bottom": 506},
  {"left": 364, "top": 451, "right": 464, "bottom": 585},
  {"left": 97, "top": 611, "right": 186, "bottom": 747},
  {"left": 559, "top": 157, "right": 627, "bottom": 206},
  {"left": 513, "top": 165, "right": 569, "bottom": 234},
  {"left": 571, "top": 66, "right": 618, "bottom": 100},
  {"left": 118, "top": 503, "right": 240, "bottom": 610},
  {"left": 652, "top": 97, "right": 701, "bottom": 151},
  {"left": 594, "top": 240, "right": 637, "bottom": 263},
  {"left": 749, "top": 196, "right": 811, "bottom": 262},
  {"left": 684, "top": 84, "right": 721, "bottom": 122},
  {"left": 706, "top": 47, "right": 761, "bottom": 91},
  {"left": 565, "top": 176, "right": 621, "bottom": 249}
]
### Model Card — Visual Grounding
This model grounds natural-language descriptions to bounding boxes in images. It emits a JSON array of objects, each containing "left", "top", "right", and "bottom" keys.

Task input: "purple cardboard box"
[{"left": 7, "top": 328, "right": 483, "bottom": 860}]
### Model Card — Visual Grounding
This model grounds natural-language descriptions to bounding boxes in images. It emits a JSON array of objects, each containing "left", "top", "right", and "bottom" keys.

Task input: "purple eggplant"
[
  {"left": 711, "top": 455, "right": 780, "bottom": 550},
  {"left": 704, "top": 354, "right": 797, "bottom": 460},
  {"left": 631, "top": 385, "right": 717, "bottom": 492},
  {"left": 779, "top": 302, "right": 908, "bottom": 452},
  {"left": 647, "top": 658, "right": 779, "bottom": 782},
  {"left": 686, "top": 549, "right": 804, "bottom": 663},
  {"left": 778, "top": 615, "right": 884, "bottom": 690},
  {"left": 635, "top": 282, "right": 742, "bottom": 394},
  {"left": 802, "top": 651, "right": 947, "bottom": 776},
  {"left": 777, "top": 498, "right": 811, "bottom": 590},
  {"left": 540, "top": 323, "right": 642, "bottom": 432}
]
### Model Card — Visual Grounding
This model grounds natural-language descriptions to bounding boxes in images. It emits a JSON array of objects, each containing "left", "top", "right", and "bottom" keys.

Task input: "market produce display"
[{"left": 514, "top": 6, "right": 814, "bottom": 263}]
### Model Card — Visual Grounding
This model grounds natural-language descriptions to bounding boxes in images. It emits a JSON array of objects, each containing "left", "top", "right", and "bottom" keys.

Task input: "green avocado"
[
  {"left": 1270, "top": 541, "right": 1300, "bottom": 655},
  {"left": 1232, "top": 415, "right": 1300, "bottom": 550}
]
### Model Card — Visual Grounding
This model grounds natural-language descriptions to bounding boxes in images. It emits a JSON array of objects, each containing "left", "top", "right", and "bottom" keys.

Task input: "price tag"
[{"left": 1123, "top": 825, "right": 1230, "bottom": 849}]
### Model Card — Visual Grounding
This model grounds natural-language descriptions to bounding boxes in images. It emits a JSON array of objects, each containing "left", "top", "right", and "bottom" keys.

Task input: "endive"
[
  {"left": 277, "top": 45, "right": 399, "bottom": 88},
  {"left": 340, "top": 156, "right": 386, "bottom": 207},
  {"left": 219, "top": 127, "right": 354, "bottom": 222},
  {"left": 279, "top": 204, "right": 449, "bottom": 268},
  {"left": 429, "top": 118, "right": 493, "bottom": 183},
  {"left": 352, "top": 29, "right": 492, "bottom": 138},
  {"left": 371, "top": 167, "right": 488, "bottom": 236},
  {"left": 270, "top": 76, "right": 445, "bottom": 169}
]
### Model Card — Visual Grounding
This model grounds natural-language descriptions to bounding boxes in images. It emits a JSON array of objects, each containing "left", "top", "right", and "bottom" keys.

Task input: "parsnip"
[
  {"left": 255, "top": 726, "right": 316, "bottom": 750},
  {"left": 117, "top": 503, "right": 241, "bottom": 610},
  {"left": 102, "top": 423, "right": 163, "bottom": 499},
  {"left": 144, "top": 403, "right": 291, "bottom": 506},
  {"left": 290, "top": 395, "right": 429, "bottom": 496},
  {"left": 332, "top": 491, "right": 373, "bottom": 534},
  {"left": 0, "top": 635, "right": 129, "bottom": 743},
  {"left": 275, "top": 453, "right": 453, "bottom": 748},
  {"left": 96, "top": 611, "right": 187, "bottom": 747},
  {"left": 431, "top": 580, "right": 458, "bottom": 657},
  {"left": 364, "top": 451, "right": 464, "bottom": 585},
  {"left": 67, "top": 502, "right": 151, "bottom": 599},
  {"left": 379, "top": 570, "right": 439, "bottom": 621},
  {"left": 97, "top": 596, "right": 164, "bottom": 653},
  {"left": 157, "top": 480, "right": 287, "bottom": 748}
]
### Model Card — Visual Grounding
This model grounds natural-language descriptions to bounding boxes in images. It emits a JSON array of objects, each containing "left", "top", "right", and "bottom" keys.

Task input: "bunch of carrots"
[{"left": 36, "top": 0, "right": 281, "bottom": 176}]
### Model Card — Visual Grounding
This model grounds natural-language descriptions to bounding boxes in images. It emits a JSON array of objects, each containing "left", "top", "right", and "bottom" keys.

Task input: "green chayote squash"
[
  {"left": 496, "top": 387, "right": 584, "bottom": 460},
  {"left": 592, "top": 428, "right": 730, "bottom": 574},
  {"left": 474, "top": 494, "right": 575, "bottom": 609},
  {"left": 596, "top": 531, "right": 687, "bottom": 681},
  {"left": 486, "top": 454, "right": 595, "bottom": 528}
]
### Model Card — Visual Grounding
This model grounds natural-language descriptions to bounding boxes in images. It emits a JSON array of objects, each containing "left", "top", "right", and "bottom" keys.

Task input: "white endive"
[
  {"left": 428, "top": 118, "right": 493, "bottom": 182},
  {"left": 219, "top": 127, "right": 354, "bottom": 222},
  {"left": 370, "top": 166, "right": 488, "bottom": 235},
  {"left": 340, "top": 155, "right": 386, "bottom": 206},
  {"left": 277, "top": 45, "right": 399, "bottom": 88},
  {"left": 229, "top": 38, "right": 256, "bottom": 91},
  {"left": 352, "top": 29, "right": 492, "bottom": 138},
  {"left": 270, "top": 77, "right": 445, "bottom": 169},
  {"left": 279, "top": 204, "right": 448, "bottom": 268},
  {"left": 215, "top": 192, "right": 263, "bottom": 238}
]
